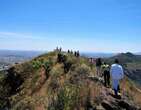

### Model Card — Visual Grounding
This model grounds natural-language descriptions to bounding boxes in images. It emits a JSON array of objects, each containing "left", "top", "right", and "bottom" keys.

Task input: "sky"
[{"left": 0, "top": 0, "right": 141, "bottom": 53}]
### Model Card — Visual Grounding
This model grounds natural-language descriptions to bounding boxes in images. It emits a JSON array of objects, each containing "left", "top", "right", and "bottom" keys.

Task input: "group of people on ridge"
[
  {"left": 68, "top": 50, "right": 80, "bottom": 57},
  {"left": 96, "top": 58, "right": 124, "bottom": 96},
  {"left": 56, "top": 47, "right": 80, "bottom": 57}
]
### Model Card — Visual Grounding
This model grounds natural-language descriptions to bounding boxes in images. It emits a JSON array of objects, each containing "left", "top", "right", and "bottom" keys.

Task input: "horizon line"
[{"left": 0, "top": 49, "right": 140, "bottom": 54}]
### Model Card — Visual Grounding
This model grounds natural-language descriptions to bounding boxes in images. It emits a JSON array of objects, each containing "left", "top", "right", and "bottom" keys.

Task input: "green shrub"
[
  {"left": 76, "top": 64, "right": 91, "bottom": 76},
  {"left": 48, "top": 84, "right": 80, "bottom": 110},
  {"left": 30, "top": 72, "right": 40, "bottom": 91},
  {"left": 11, "top": 97, "right": 35, "bottom": 110},
  {"left": 50, "top": 65, "right": 64, "bottom": 77},
  {"left": 32, "top": 60, "right": 42, "bottom": 69},
  {"left": 0, "top": 73, "right": 11, "bottom": 108},
  {"left": 48, "top": 77, "right": 60, "bottom": 93},
  {"left": 44, "top": 60, "right": 53, "bottom": 71}
]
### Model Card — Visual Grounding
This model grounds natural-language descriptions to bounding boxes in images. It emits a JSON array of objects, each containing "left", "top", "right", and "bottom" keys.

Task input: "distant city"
[{"left": 0, "top": 50, "right": 45, "bottom": 71}]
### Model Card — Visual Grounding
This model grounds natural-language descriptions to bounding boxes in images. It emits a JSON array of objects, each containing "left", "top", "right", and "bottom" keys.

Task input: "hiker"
[
  {"left": 74, "top": 51, "right": 76, "bottom": 56},
  {"left": 59, "top": 47, "right": 62, "bottom": 52},
  {"left": 96, "top": 58, "right": 102, "bottom": 77},
  {"left": 56, "top": 46, "right": 59, "bottom": 51},
  {"left": 68, "top": 50, "right": 70, "bottom": 53},
  {"left": 102, "top": 62, "right": 110, "bottom": 87},
  {"left": 76, "top": 51, "right": 80, "bottom": 57},
  {"left": 110, "top": 59, "right": 124, "bottom": 96}
]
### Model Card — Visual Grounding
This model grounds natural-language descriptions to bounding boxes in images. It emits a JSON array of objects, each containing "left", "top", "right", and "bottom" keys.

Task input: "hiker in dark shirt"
[
  {"left": 76, "top": 51, "right": 80, "bottom": 57},
  {"left": 59, "top": 47, "right": 62, "bottom": 52},
  {"left": 74, "top": 51, "right": 77, "bottom": 56},
  {"left": 102, "top": 62, "right": 110, "bottom": 87},
  {"left": 96, "top": 58, "right": 102, "bottom": 77},
  {"left": 68, "top": 50, "right": 70, "bottom": 53}
]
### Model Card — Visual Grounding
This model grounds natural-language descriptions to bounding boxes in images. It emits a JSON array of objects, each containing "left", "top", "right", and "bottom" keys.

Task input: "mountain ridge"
[{"left": 0, "top": 51, "right": 141, "bottom": 110}]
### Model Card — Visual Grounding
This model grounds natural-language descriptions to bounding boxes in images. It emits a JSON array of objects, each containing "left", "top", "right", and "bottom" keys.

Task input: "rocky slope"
[{"left": 0, "top": 51, "right": 141, "bottom": 110}]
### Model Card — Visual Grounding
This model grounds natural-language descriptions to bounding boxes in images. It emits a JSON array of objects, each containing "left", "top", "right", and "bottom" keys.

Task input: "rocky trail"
[{"left": 88, "top": 76, "right": 141, "bottom": 110}]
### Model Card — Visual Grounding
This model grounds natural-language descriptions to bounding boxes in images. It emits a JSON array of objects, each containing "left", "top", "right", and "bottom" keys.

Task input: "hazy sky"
[{"left": 0, "top": 0, "right": 141, "bottom": 52}]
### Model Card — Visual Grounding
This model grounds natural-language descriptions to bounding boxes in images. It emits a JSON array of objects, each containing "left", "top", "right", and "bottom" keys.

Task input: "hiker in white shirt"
[{"left": 110, "top": 59, "right": 124, "bottom": 96}]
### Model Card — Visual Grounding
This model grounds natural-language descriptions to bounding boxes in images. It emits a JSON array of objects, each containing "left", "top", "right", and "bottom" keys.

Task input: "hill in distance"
[
  {"left": 0, "top": 51, "right": 141, "bottom": 110},
  {"left": 105, "top": 52, "right": 141, "bottom": 87},
  {"left": 107, "top": 52, "right": 141, "bottom": 64}
]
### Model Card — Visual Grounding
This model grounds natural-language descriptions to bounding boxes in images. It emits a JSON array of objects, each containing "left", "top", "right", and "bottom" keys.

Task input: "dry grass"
[{"left": 121, "top": 77, "right": 141, "bottom": 107}]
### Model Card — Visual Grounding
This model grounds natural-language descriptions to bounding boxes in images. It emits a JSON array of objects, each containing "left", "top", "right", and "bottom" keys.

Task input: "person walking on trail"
[
  {"left": 110, "top": 59, "right": 124, "bottom": 96},
  {"left": 96, "top": 58, "right": 102, "bottom": 77},
  {"left": 102, "top": 62, "right": 110, "bottom": 87}
]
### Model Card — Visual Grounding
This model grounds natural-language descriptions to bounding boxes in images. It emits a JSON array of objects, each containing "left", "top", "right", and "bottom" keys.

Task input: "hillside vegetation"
[{"left": 0, "top": 51, "right": 141, "bottom": 110}]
